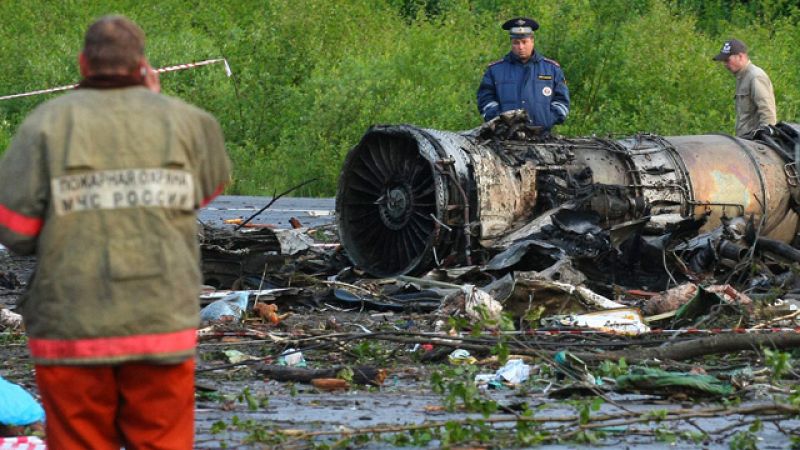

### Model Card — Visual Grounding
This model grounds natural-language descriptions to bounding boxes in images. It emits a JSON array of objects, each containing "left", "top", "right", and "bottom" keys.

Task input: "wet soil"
[{"left": 2, "top": 197, "right": 798, "bottom": 449}]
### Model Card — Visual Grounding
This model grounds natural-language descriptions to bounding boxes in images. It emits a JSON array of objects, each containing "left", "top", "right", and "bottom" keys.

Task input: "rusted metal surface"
[
  {"left": 668, "top": 135, "right": 797, "bottom": 240},
  {"left": 337, "top": 119, "right": 800, "bottom": 277}
]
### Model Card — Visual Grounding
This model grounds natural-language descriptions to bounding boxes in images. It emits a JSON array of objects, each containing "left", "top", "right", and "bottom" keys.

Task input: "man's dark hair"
[{"left": 82, "top": 15, "right": 145, "bottom": 74}]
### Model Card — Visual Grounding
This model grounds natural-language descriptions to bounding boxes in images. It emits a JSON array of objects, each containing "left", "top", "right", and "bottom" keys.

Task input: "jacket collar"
[
  {"left": 735, "top": 61, "right": 753, "bottom": 81},
  {"left": 78, "top": 74, "right": 144, "bottom": 89}
]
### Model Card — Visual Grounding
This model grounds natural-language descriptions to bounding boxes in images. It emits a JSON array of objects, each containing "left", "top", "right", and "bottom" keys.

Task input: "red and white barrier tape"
[
  {"left": 0, "top": 58, "right": 231, "bottom": 102},
  {"left": 519, "top": 327, "right": 800, "bottom": 336},
  {"left": 0, "top": 436, "right": 46, "bottom": 450}
]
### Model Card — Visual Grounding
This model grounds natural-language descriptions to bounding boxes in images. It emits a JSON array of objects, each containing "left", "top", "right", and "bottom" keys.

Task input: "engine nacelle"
[{"left": 336, "top": 120, "right": 800, "bottom": 276}]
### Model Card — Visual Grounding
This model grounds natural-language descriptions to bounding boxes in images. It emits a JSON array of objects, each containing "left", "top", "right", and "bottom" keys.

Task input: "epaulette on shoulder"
[
  {"left": 487, "top": 59, "right": 504, "bottom": 67},
  {"left": 542, "top": 57, "right": 561, "bottom": 68}
]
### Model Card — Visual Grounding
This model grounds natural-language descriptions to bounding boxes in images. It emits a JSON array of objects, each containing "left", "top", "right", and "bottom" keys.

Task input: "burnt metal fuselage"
[{"left": 336, "top": 122, "right": 800, "bottom": 276}]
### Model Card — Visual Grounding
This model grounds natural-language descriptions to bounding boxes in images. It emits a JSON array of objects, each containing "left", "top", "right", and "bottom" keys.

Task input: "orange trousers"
[{"left": 35, "top": 359, "right": 195, "bottom": 450}]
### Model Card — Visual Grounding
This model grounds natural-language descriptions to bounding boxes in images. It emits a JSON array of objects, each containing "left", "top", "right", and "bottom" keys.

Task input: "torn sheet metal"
[
  {"left": 485, "top": 239, "right": 564, "bottom": 272},
  {"left": 200, "top": 226, "right": 283, "bottom": 289},
  {"left": 515, "top": 258, "right": 587, "bottom": 286},
  {"left": 274, "top": 229, "right": 316, "bottom": 255},
  {"left": 439, "top": 284, "right": 504, "bottom": 322},
  {"left": 481, "top": 275, "right": 625, "bottom": 320},
  {"left": 674, "top": 284, "right": 754, "bottom": 324},
  {"left": 470, "top": 143, "right": 537, "bottom": 239}
]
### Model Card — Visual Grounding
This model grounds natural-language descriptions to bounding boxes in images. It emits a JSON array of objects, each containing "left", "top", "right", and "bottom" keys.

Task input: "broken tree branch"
[
  {"left": 255, "top": 364, "right": 386, "bottom": 385},
  {"left": 234, "top": 178, "right": 319, "bottom": 231},
  {"left": 575, "top": 331, "right": 800, "bottom": 363},
  {"left": 752, "top": 310, "right": 800, "bottom": 329},
  {"left": 199, "top": 330, "right": 800, "bottom": 369}
]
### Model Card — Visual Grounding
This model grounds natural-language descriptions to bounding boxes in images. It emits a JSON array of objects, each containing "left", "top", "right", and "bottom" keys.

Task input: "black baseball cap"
[{"left": 713, "top": 39, "right": 747, "bottom": 61}]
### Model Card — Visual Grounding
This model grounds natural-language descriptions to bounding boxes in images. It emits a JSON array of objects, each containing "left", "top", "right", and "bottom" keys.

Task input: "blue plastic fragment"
[
  {"left": 199, "top": 291, "right": 250, "bottom": 323},
  {"left": 0, "top": 375, "right": 45, "bottom": 426}
]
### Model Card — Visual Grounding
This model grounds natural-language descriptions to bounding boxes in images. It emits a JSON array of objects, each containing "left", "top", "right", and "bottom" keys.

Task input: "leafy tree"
[{"left": 0, "top": 0, "right": 798, "bottom": 196}]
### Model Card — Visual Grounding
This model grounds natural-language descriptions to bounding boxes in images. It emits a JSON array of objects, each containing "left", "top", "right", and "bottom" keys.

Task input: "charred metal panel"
[
  {"left": 471, "top": 145, "right": 537, "bottom": 240},
  {"left": 200, "top": 227, "right": 284, "bottom": 289},
  {"left": 570, "top": 144, "right": 630, "bottom": 186},
  {"left": 619, "top": 135, "right": 690, "bottom": 216}
]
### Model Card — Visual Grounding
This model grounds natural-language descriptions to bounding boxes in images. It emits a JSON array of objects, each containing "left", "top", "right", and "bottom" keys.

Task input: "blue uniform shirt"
[{"left": 477, "top": 51, "right": 570, "bottom": 130}]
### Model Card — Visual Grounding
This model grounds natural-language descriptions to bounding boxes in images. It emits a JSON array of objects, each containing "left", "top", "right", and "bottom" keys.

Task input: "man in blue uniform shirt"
[{"left": 477, "top": 17, "right": 570, "bottom": 131}]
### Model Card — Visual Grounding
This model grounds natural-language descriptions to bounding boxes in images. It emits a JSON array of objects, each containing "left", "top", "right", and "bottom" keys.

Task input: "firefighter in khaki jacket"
[{"left": 0, "top": 16, "right": 230, "bottom": 449}]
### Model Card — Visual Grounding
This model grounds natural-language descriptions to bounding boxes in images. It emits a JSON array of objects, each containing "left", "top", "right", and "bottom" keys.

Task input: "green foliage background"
[{"left": 0, "top": 0, "right": 798, "bottom": 196}]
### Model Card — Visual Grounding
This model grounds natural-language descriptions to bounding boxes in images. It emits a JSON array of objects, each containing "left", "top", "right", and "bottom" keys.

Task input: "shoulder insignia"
[
  {"left": 542, "top": 57, "right": 561, "bottom": 68},
  {"left": 487, "top": 59, "right": 504, "bottom": 67}
]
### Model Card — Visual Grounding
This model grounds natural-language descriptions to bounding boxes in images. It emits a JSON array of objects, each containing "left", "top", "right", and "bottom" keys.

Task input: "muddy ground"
[{"left": 2, "top": 196, "right": 800, "bottom": 449}]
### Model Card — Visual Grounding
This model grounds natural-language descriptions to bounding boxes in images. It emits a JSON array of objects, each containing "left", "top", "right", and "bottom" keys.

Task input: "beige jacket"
[
  {"left": 0, "top": 86, "right": 230, "bottom": 364},
  {"left": 734, "top": 62, "right": 777, "bottom": 137}
]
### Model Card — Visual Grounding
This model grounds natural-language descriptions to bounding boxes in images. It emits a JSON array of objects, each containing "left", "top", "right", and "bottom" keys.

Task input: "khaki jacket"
[
  {"left": 735, "top": 62, "right": 777, "bottom": 137},
  {"left": 0, "top": 86, "right": 230, "bottom": 364}
]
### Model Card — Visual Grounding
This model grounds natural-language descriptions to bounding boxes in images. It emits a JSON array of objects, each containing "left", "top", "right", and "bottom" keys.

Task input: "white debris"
[
  {"left": 306, "top": 210, "right": 334, "bottom": 217},
  {"left": 464, "top": 284, "right": 503, "bottom": 322},
  {"left": 549, "top": 308, "right": 651, "bottom": 336},
  {"left": 496, "top": 359, "right": 531, "bottom": 385},
  {"left": 274, "top": 229, "right": 316, "bottom": 255},
  {"left": 0, "top": 308, "right": 23, "bottom": 330}
]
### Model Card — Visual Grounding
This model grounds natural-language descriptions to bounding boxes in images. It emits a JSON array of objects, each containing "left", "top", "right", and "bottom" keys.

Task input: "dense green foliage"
[{"left": 1, "top": 0, "right": 798, "bottom": 196}]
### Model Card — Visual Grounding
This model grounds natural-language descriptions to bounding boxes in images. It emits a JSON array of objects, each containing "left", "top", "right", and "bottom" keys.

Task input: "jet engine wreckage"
[{"left": 336, "top": 112, "right": 800, "bottom": 296}]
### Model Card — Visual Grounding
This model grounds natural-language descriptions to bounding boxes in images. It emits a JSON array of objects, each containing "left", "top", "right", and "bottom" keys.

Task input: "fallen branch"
[
  {"left": 350, "top": 331, "right": 800, "bottom": 365},
  {"left": 234, "top": 178, "right": 318, "bottom": 231},
  {"left": 752, "top": 310, "right": 800, "bottom": 329},
  {"left": 255, "top": 364, "right": 386, "bottom": 385},
  {"left": 199, "top": 330, "right": 800, "bottom": 367},
  {"left": 576, "top": 331, "right": 800, "bottom": 363}
]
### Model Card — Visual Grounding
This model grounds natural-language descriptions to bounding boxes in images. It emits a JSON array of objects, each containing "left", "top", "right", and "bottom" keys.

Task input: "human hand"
[
  {"left": 141, "top": 61, "right": 160, "bottom": 93},
  {"left": 551, "top": 106, "right": 566, "bottom": 125},
  {"left": 759, "top": 124, "right": 775, "bottom": 136}
]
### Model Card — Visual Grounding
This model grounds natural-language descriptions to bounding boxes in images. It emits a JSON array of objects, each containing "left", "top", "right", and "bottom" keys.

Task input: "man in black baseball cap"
[
  {"left": 713, "top": 38, "right": 747, "bottom": 62},
  {"left": 477, "top": 16, "right": 570, "bottom": 132},
  {"left": 713, "top": 38, "right": 777, "bottom": 138}
]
